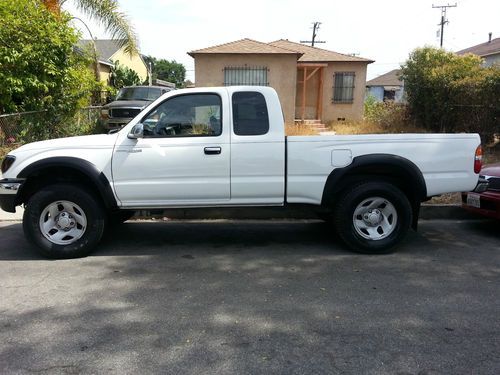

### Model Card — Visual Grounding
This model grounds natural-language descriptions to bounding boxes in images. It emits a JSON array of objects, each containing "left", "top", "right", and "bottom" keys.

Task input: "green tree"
[
  {"left": 109, "top": 61, "right": 141, "bottom": 88},
  {"left": 40, "top": 0, "right": 138, "bottom": 55},
  {"left": 0, "top": 0, "right": 99, "bottom": 114},
  {"left": 144, "top": 56, "right": 186, "bottom": 87},
  {"left": 400, "top": 47, "right": 499, "bottom": 139}
]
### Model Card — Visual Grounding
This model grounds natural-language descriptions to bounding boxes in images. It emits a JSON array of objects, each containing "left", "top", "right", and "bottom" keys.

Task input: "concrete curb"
[
  {"left": 0, "top": 209, "right": 23, "bottom": 221},
  {"left": 0, "top": 204, "right": 485, "bottom": 222}
]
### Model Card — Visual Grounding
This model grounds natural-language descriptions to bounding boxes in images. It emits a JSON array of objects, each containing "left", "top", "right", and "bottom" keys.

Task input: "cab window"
[
  {"left": 142, "top": 94, "right": 222, "bottom": 137},
  {"left": 232, "top": 92, "right": 269, "bottom": 136}
]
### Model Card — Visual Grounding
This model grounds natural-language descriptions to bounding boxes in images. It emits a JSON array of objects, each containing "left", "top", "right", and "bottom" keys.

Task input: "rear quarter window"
[{"left": 232, "top": 92, "right": 269, "bottom": 136}]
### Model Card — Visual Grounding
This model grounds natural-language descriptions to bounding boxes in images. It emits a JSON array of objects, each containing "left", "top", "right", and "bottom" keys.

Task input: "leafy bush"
[
  {"left": 364, "top": 96, "right": 413, "bottom": 130},
  {"left": 109, "top": 61, "right": 141, "bottom": 88},
  {"left": 400, "top": 47, "right": 500, "bottom": 141},
  {"left": 0, "top": 0, "right": 99, "bottom": 113},
  {"left": 143, "top": 56, "right": 186, "bottom": 87},
  {"left": 0, "top": 0, "right": 101, "bottom": 141}
]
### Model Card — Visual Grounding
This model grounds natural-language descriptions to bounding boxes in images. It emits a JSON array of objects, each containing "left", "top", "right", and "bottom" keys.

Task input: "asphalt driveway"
[{"left": 0, "top": 219, "right": 499, "bottom": 374}]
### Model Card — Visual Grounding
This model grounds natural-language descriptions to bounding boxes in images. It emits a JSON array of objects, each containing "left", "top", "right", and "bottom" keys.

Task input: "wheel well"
[
  {"left": 17, "top": 166, "right": 115, "bottom": 210},
  {"left": 322, "top": 155, "right": 427, "bottom": 206},
  {"left": 321, "top": 157, "right": 427, "bottom": 230}
]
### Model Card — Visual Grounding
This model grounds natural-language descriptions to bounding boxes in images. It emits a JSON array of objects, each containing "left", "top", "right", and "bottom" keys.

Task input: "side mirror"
[{"left": 128, "top": 123, "right": 144, "bottom": 139}]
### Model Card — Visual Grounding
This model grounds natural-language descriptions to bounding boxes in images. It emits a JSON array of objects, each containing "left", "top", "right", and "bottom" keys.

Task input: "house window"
[
  {"left": 383, "top": 89, "right": 396, "bottom": 101},
  {"left": 224, "top": 67, "right": 268, "bottom": 86},
  {"left": 333, "top": 72, "right": 355, "bottom": 103}
]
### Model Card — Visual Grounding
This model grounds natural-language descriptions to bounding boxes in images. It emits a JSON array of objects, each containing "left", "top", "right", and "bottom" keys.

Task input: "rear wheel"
[
  {"left": 333, "top": 181, "right": 412, "bottom": 254},
  {"left": 23, "top": 184, "right": 106, "bottom": 258}
]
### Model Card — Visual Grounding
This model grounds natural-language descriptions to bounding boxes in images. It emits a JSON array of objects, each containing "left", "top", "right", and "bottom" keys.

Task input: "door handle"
[{"left": 204, "top": 147, "right": 221, "bottom": 155}]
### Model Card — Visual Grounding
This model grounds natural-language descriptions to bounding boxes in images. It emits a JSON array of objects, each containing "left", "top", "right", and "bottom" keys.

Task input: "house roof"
[
  {"left": 78, "top": 39, "right": 124, "bottom": 61},
  {"left": 456, "top": 37, "right": 500, "bottom": 57},
  {"left": 269, "top": 39, "right": 374, "bottom": 63},
  {"left": 188, "top": 38, "right": 302, "bottom": 57},
  {"left": 366, "top": 69, "right": 402, "bottom": 87}
]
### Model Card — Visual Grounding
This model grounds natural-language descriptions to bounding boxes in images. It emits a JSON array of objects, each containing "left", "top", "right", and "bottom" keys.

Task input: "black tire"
[
  {"left": 23, "top": 184, "right": 106, "bottom": 259},
  {"left": 333, "top": 181, "right": 412, "bottom": 254}
]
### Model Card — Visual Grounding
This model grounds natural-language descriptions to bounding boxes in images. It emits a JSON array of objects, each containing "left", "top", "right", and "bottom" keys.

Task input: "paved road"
[{"left": 0, "top": 219, "right": 499, "bottom": 374}]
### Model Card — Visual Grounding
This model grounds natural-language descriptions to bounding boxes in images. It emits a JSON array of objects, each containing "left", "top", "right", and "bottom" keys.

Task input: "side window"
[
  {"left": 142, "top": 94, "right": 222, "bottom": 138},
  {"left": 232, "top": 92, "right": 269, "bottom": 136}
]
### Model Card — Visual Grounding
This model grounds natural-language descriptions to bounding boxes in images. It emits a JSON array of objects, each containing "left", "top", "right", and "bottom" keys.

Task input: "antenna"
[
  {"left": 300, "top": 22, "right": 326, "bottom": 47},
  {"left": 432, "top": 3, "right": 457, "bottom": 47}
]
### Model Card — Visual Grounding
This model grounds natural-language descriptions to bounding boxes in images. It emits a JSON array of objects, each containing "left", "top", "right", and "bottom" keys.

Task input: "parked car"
[
  {"left": 462, "top": 163, "right": 500, "bottom": 219},
  {"left": 0, "top": 86, "right": 482, "bottom": 258},
  {"left": 101, "top": 85, "right": 174, "bottom": 129}
]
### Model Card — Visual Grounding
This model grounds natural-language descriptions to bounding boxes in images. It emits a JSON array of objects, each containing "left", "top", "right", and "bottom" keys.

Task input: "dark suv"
[{"left": 101, "top": 86, "right": 174, "bottom": 129}]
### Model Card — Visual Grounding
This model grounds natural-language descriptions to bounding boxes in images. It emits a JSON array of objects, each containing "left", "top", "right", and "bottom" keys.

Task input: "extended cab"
[{"left": 0, "top": 87, "right": 482, "bottom": 258}]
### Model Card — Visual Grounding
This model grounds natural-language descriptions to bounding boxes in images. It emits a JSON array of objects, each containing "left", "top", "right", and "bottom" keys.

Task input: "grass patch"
[
  {"left": 285, "top": 123, "right": 319, "bottom": 136},
  {"left": 327, "top": 119, "right": 426, "bottom": 135}
]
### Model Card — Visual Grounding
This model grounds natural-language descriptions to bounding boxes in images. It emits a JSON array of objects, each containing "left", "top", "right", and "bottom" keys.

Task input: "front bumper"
[{"left": 0, "top": 179, "right": 24, "bottom": 213}]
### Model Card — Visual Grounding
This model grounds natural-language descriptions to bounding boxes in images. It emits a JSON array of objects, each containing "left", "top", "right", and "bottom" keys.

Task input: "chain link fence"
[{"left": 0, "top": 107, "right": 104, "bottom": 158}]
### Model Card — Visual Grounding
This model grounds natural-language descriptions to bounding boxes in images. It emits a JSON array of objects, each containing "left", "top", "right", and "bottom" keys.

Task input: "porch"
[{"left": 295, "top": 63, "right": 327, "bottom": 123}]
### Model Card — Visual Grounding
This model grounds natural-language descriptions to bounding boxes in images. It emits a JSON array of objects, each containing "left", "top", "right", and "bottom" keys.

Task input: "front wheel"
[
  {"left": 23, "top": 184, "right": 106, "bottom": 259},
  {"left": 333, "top": 181, "right": 413, "bottom": 254}
]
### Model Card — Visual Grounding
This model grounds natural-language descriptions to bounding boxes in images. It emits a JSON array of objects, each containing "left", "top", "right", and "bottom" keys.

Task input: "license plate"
[{"left": 467, "top": 193, "right": 481, "bottom": 208}]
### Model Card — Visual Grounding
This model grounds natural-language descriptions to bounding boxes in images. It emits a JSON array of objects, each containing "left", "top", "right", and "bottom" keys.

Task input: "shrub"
[
  {"left": 0, "top": 0, "right": 101, "bottom": 141},
  {"left": 400, "top": 47, "right": 500, "bottom": 142},
  {"left": 110, "top": 61, "right": 141, "bottom": 88}
]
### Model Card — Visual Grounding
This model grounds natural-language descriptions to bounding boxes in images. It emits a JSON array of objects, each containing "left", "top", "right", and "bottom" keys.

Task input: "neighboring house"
[
  {"left": 77, "top": 39, "right": 149, "bottom": 83},
  {"left": 188, "top": 38, "right": 373, "bottom": 124},
  {"left": 456, "top": 34, "right": 500, "bottom": 67},
  {"left": 366, "top": 69, "right": 404, "bottom": 102}
]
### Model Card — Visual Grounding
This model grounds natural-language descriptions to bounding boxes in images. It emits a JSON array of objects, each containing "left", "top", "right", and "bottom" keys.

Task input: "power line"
[
  {"left": 432, "top": 3, "right": 457, "bottom": 47},
  {"left": 300, "top": 22, "right": 326, "bottom": 47}
]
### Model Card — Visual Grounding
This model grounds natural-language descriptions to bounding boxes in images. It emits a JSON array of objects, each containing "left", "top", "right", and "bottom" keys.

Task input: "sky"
[{"left": 66, "top": 0, "right": 500, "bottom": 82}]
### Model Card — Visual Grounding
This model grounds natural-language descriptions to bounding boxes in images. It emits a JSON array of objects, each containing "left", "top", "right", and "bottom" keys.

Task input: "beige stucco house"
[
  {"left": 78, "top": 39, "right": 149, "bottom": 84},
  {"left": 188, "top": 38, "right": 373, "bottom": 124}
]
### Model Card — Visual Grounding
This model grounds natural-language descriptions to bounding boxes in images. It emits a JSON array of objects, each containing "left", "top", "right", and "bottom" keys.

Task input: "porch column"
[
  {"left": 301, "top": 67, "right": 307, "bottom": 122},
  {"left": 316, "top": 67, "right": 324, "bottom": 121}
]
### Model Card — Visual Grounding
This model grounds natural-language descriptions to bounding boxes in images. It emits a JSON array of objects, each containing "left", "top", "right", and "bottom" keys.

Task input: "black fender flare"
[
  {"left": 321, "top": 153, "right": 428, "bottom": 207},
  {"left": 17, "top": 156, "right": 117, "bottom": 209}
]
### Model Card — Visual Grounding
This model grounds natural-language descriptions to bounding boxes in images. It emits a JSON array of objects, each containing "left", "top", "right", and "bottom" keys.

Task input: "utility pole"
[
  {"left": 432, "top": 3, "right": 457, "bottom": 48},
  {"left": 300, "top": 21, "right": 326, "bottom": 47},
  {"left": 148, "top": 61, "right": 153, "bottom": 86}
]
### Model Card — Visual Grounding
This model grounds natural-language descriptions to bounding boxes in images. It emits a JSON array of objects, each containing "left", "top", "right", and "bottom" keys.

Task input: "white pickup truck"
[{"left": 0, "top": 86, "right": 482, "bottom": 258}]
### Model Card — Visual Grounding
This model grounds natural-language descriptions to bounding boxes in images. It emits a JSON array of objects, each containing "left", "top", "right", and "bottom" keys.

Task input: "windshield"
[{"left": 116, "top": 87, "right": 163, "bottom": 101}]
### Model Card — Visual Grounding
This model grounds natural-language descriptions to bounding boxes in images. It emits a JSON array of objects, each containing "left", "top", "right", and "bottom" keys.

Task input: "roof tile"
[
  {"left": 188, "top": 38, "right": 301, "bottom": 56},
  {"left": 78, "top": 39, "right": 124, "bottom": 61},
  {"left": 366, "top": 69, "right": 402, "bottom": 86},
  {"left": 269, "top": 39, "right": 374, "bottom": 63},
  {"left": 456, "top": 37, "right": 500, "bottom": 57}
]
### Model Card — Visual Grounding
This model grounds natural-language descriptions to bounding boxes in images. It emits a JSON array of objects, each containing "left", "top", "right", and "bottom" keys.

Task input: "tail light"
[{"left": 474, "top": 145, "right": 482, "bottom": 174}]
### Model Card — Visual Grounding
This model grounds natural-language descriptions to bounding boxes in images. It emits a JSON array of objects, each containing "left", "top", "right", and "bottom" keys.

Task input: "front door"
[{"left": 112, "top": 92, "right": 230, "bottom": 207}]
